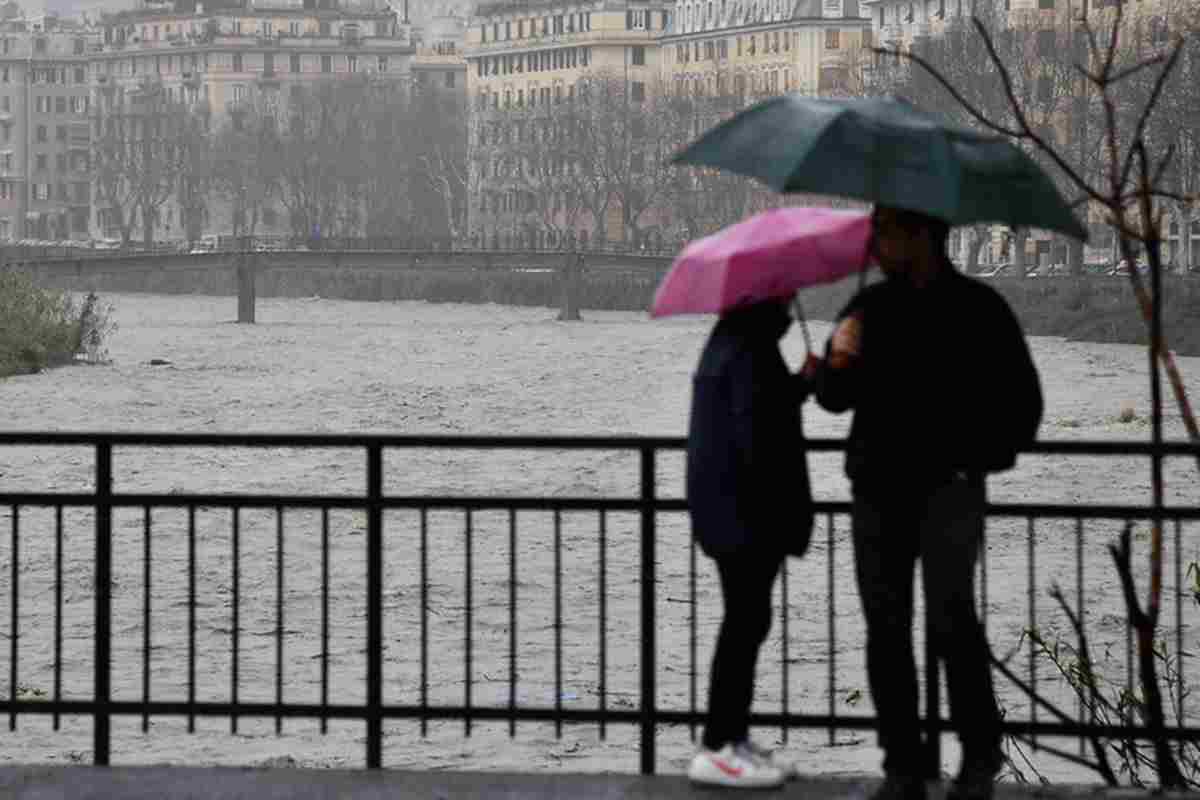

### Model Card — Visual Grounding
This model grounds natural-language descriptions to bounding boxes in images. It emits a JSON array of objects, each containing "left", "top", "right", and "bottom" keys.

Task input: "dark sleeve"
[
  {"left": 813, "top": 340, "right": 860, "bottom": 413},
  {"left": 971, "top": 296, "right": 1043, "bottom": 471},
  {"left": 791, "top": 370, "right": 813, "bottom": 404},
  {"left": 727, "top": 350, "right": 758, "bottom": 475},
  {"left": 995, "top": 299, "right": 1043, "bottom": 450},
  {"left": 812, "top": 295, "right": 866, "bottom": 414}
]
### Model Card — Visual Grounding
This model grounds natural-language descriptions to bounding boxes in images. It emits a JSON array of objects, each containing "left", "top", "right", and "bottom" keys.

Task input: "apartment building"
[
  {"left": 87, "top": 0, "right": 415, "bottom": 241},
  {"left": 0, "top": 17, "right": 98, "bottom": 241},
  {"left": 464, "top": 0, "right": 674, "bottom": 248},
  {"left": 411, "top": 4, "right": 468, "bottom": 94},
  {"left": 662, "top": 0, "right": 873, "bottom": 99}
]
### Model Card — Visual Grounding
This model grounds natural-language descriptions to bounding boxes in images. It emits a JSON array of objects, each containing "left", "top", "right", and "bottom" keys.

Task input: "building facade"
[
  {"left": 662, "top": 0, "right": 872, "bottom": 99},
  {"left": 0, "top": 17, "right": 98, "bottom": 241},
  {"left": 464, "top": 0, "right": 674, "bottom": 248},
  {"left": 87, "top": 0, "right": 415, "bottom": 241}
]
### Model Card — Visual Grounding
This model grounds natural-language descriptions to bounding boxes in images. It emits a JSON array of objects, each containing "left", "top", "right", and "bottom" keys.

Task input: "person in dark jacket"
[
  {"left": 814, "top": 206, "right": 1043, "bottom": 800},
  {"left": 685, "top": 298, "right": 817, "bottom": 789}
]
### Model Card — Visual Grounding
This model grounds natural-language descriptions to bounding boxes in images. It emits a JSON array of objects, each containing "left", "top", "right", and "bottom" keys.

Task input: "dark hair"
[{"left": 874, "top": 206, "right": 950, "bottom": 246}]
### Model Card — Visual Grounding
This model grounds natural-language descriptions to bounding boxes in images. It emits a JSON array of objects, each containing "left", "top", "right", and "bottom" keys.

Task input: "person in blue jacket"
[{"left": 685, "top": 297, "right": 817, "bottom": 789}]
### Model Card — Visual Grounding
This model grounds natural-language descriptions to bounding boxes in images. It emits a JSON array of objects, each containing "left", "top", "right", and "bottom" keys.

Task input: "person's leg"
[
  {"left": 918, "top": 477, "right": 1002, "bottom": 779},
  {"left": 852, "top": 494, "right": 923, "bottom": 778},
  {"left": 701, "top": 550, "right": 784, "bottom": 751}
]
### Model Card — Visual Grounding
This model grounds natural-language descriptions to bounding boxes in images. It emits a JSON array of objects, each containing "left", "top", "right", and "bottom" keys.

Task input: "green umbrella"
[{"left": 672, "top": 95, "right": 1088, "bottom": 241}]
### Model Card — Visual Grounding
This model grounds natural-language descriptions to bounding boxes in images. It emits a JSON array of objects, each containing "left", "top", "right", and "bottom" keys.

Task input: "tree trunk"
[
  {"left": 1013, "top": 228, "right": 1029, "bottom": 274},
  {"left": 966, "top": 226, "right": 987, "bottom": 273},
  {"left": 1068, "top": 237, "right": 1085, "bottom": 276}
]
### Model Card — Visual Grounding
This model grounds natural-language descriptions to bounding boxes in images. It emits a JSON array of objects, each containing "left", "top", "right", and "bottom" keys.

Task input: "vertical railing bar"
[
  {"left": 1125, "top": 519, "right": 1134, "bottom": 719},
  {"left": 188, "top": 504, "right": 197, "bottom": 734},
  {"left": 141, "top": 506, "right": 151, "bottom": 734},
  {"left": 9, "top": 504, "right": 18, "bottom": 733},
  {"left": 554, "top": 508, "right": 563, "bottom": 739},
  {"left": 599, "top": 509, "right": 608, "bottom": 741},
  {"left": 94, "top": 442, "right": 112, "bottom": 766},
  {"left": 509, "top": 508, "right": 517, "bottom": 739},
  {"left": 827, "top": 512, "right": 836, "bottom": 747},
  {"left": 981, "top": 524, "right": 989, "bottom": 636},
  {"left": 274, "top": 505, "right": 284, "bottom": 736},
  {"left": 1175, "top": 517, "right": 1183, "bottom": 727},
  {"left": 689, "top": 532, "right": 697, "bottom": 743},
  {"left": 420, "top": 507, "right": 428, "bottom": 738},
  {"left": 54, "top": 504, "right": 63, "bottom": 731},
  {"left": 780, "top": 556, "right": 789, "bottom": 745},
  {"left": 1028, "top": 516, "right": 1037, "bottom": 749},
  {"left": 1077, "top": 515, "right": 1085, "bottom": 756},
  {"left": 231, "top": 507, "right": 240, "bottom": 735},
  {"left": 464, "top": 507, "right": 473, "bottom": 738},
  {"left": 321, "top": 507, "right": 330, "bottom": 736},
  {"left": 365, "top": 444, "right": 383, "bottom": 768},
  {"left": 638, "top": 446, "right": 657, "bottom": 776}
]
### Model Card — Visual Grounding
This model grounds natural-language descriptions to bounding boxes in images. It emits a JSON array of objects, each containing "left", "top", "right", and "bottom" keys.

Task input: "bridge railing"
[{"left": 1, "top": 432, "right": 1198, "bottom": 775}]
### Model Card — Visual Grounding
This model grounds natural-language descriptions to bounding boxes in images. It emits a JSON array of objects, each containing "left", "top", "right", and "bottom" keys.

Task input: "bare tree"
[{"left": 882, "top": 3, "right": 1198, "bottom": 786}]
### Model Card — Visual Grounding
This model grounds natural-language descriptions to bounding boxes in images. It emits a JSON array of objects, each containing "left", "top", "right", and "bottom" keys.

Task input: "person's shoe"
[
  {"left": 687, "top": 742, "right": 786, "bottom": 788},
  {"left": 946, "top": 750, "right": 1005, "bottom": 800},
  {"left": 739, "top": 738, "right": 800, "bottom": 781},
  {"left": 866, "top": 775, "right": 928, "bottom": 800}
]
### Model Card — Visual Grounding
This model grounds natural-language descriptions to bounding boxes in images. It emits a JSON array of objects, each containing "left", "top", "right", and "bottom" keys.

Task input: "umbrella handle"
[{"left": 791, "top": 295, "right": 814, "bottom": 355}]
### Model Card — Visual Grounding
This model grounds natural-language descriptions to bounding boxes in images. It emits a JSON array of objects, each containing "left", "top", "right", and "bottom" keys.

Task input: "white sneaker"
[
  {"left": 740, "top": 738, "right": 800, "bottom": 781},
  {"left": 688, "top": 742, "right": 786, "bottom": 788}
]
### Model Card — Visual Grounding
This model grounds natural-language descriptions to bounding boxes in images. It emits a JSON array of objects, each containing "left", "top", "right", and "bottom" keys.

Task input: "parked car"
[{"left": 977, "top": 263, "right": 1039, "bottom": 279}]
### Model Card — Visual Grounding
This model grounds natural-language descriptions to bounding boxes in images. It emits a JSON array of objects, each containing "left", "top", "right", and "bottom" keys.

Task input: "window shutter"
[{"left": 627, "top": 9, "right": 634, "bottom": 28}]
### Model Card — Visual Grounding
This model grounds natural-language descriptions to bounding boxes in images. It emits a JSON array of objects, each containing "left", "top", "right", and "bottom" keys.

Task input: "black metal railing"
[{"left": 1, "top": 432, "right": 1198, "bottom": 774}]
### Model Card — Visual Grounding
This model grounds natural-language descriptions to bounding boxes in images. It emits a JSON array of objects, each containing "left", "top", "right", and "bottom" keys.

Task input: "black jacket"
[
  {"left": 686, "top": 304, "right": 814, "bottom": 559},
  {"left": 814, "top": 269, "right": 1043, "bottom": 497}
]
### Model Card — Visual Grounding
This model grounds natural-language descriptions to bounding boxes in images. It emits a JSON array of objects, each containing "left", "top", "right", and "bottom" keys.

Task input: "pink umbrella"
[{"left": 651, "top": 206, "right": 873, "bottom": 319}]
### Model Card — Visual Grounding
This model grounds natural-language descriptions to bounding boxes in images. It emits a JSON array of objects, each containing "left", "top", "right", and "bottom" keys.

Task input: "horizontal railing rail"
[{"left": 0, "top": 432, "right": 1197, "bottom": 775}]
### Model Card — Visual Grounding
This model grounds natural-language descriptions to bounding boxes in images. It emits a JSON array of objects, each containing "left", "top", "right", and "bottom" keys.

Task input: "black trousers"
[
  {"left": 702, "top": 549, "right": 784, "bottom": 751},
  {"left": 851, "top": 475, "right": 1000, "bottom": 777}
]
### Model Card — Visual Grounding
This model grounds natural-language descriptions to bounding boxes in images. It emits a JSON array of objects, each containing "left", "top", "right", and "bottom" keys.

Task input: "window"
[
  {"left": 445, "top": 71, "right": 456, "bottom": 88},
  {"left": 481, "top": 24, "right": 488, "bottom": 42},
  {"left": 1038, "top": 0, "right": 1054, "bottom": 7},
  {"left": 627, "top": 9, "right": 647, "bottom": 29},
  {"left": 377, "top": 55, "right": 388, "bottom": 72},
  {"left": 321, "top": 54, "right": 332, "bottom": 73},
  {"left": 233, "top": 84, "right": 247, "bottom": 102},
  {"left": 290, "top": 21, "right": 300, "bottom": 35},
  {"left": 33, "top": 183, "right": 50, "bottom": 201},
  {"left": 74, "top": 37, "right": 85, "bottom": 55},
  {"left": 630, "top": 81, "right": 645, "bottom": 102},
  {"left": 291, "top": 53, "right": 301, "bottom": 72},
  {"left": 55, "top": 96, "right": 66, "bottom": 113},
  {"left": 233, "top": 20, "right": 242, "bottom": 34},
  {"left": 233, "top": 53, "right": 243, "bottom": 71},
  {"left": 1036, "top": 74, "right": 1052, "bottom": 102},
  {"left": 631, "top": 45, "right": 646, "bottom": 65},
  {"left": 319, "top": 21, "right": 331, "bottom": 35},
  {"left": 55, "top": 125, "right": 66, "bottom": 141},
  {"left": 35, "top": 153, "right": 47, "bottom": 171},
  {"left": 74, "top": 67, "right": 85, "bottom": 84},
  {"left": 1036, "top": 28, "right": 1055, "bottom": 55},
  {"left": 262, "top": 21, "right": 273, "bottom": 36},
  {"left": 36, "top": 124, "right": 46, "bottom": 143},
  {"left": 825, "top": 29, "right": 840, "bottom": 49},
  {"left": 347, "top": 54, "right": 358, "bottom": 72},
  {"left": 34, "top": 37, "right": 46, "bottom": 53}
]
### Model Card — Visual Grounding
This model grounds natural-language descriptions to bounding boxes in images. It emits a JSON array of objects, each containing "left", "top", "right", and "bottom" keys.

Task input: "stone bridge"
[{"left": 4, "top": 248, "right": 677, "bottom": 322}]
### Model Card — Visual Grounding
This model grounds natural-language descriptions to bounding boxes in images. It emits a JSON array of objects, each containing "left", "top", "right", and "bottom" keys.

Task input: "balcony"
[
  {"left": 256, "top": 69, "right": 281, "bottom": 84},
  {"left": 182, "top": 71, "right": 202, "bottom": 86}
]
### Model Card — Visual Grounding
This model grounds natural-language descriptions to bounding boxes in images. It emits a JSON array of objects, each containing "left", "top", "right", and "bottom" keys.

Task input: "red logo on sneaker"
[{"left": 711, "top": 757, "right": 744, "bottom": 778}]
